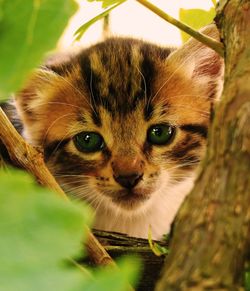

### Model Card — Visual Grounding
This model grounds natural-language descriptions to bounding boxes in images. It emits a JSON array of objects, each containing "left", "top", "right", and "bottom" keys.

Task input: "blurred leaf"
[
  {"left": 0, "top": 0, "right": 3, "bottom": 22},
  {"left": 83, "top": 257, "right": 141, "bottom": 291},
  {"left": 0, "top": 170, "right": 92, "bottom": 291},
  {"left": 87, "top": 0, "right": 124, "bottom": 9},
  {"left": 179, "top": 8, "right": 215, "bottom": 42},
  {"left": 0, "top": 0, "right": 77, "bottom": 100},
  {"left": 74, "top": 0, "right": 126, "bottom": 40}
]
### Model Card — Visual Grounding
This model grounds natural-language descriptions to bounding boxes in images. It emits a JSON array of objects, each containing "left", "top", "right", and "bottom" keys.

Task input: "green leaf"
[
  {"left": 0, "top": 0, "right": 78, "bottom": 100},
  {"left": 0, "top": 170, "right": 92, "bottom": 291},
  {"left": 74, "top": 0, "right": 126, "bottom": 40},
  {"left": 148, "top": 227, "right": 169, "bottom": 257},
  {"left": 179, "top": 8, "right": 215, "bottom": 43},
  {"left": 87, "top": 0, "right": 124, "bottom": 9}
]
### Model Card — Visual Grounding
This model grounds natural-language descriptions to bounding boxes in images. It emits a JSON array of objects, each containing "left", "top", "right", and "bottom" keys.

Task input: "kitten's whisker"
[
  {"left": 89, "top": 69, "right": 99, "bottom": 118},
  {"left": 73, "top": 191, "right": 104, "bottom": 210},
  {"left": 136, "top": 66, "right": 147, "bottom": 100},
  {"left": 47, "top": 101, "right": 82, "bottom": 109},
  {"left": 42, "top": 113, "right": 74, "bottom": 147},
  {"left": 59, "top": 182, "right": 91, "bottom": 189},
  {"left": 167, "top": 161, "right": 200, "bottom": 171},
  {"left": 70, "top": 189, "right": 95, "bottom": 199},
  {"left": 20, "top": 100, "right": 82, "bottom": 114},
  {"left": 54, "top": 173, "right": 93, "bottom": 178},
  {"left": 167, "top": 94, "right": 206, "bottom": 99},
  {"left": 173, "top": 105, "right": 209, "bottom": 115},
  {"left": 69, "top": 187, "right": 96, "bottom": 199},
  {"left": 94, "top": 195, "right": 107, "bottom": 214}
]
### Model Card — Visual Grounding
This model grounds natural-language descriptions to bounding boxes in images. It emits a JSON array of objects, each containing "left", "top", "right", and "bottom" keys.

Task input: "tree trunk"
[{"left": 156, "top": 0, "right": 250, "bottom": 290}]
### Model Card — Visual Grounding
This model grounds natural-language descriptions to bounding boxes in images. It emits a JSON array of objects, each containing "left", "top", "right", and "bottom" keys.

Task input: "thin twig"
[
  {"left": 136, "top": 0, "right": 224, "bottom": 57},
  {"left": 0, "top": 107, "right": 67, "bottom": 199}
]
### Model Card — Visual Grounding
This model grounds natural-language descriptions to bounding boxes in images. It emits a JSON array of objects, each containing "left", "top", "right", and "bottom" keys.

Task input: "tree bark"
[{"left": 156, "top": 0, "right": 250, "bottom": 290}]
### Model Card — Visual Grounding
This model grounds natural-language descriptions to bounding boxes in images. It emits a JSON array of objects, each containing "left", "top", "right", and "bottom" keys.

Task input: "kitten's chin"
[{"left": 111, "top": 188, "right": 152, "bottom": 210}]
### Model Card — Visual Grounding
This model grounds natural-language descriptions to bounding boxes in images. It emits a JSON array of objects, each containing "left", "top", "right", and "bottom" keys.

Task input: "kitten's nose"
[
  {"left": 111, "top": 156, "right": 144, "bottom": 189},
  {"left": 114, "top": 174, "right": 143, "bottom": 189}
]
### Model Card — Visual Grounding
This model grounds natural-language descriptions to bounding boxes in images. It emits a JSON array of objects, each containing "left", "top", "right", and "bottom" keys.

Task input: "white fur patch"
[{"left": 93, "top": 172, "right": 195, "bottom": 240}]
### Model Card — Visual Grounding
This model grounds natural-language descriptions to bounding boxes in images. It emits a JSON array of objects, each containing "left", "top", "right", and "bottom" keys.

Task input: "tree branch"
[{"left": 136, "top": 0, "right": 224, "bottom": 57}]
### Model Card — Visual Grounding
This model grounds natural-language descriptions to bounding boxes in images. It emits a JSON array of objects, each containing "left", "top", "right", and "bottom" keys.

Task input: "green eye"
[
  {"left": 73, "top": 132, "right": 105, "bottom": 153},
  {"left": 147, "top": 124, "right": 175, "bottom": 145}
]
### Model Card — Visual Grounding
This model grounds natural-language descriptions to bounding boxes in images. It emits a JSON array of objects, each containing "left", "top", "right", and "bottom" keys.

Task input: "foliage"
[
  {"left": 0, "top": 170, "right": 140, "bottom": 291},
  {"left": 179, "top": 7, "right": 215, "bottom": 42},
  {"left": 0, "top": 0, "right": 77, "bottom": 100},
  {"left": 74, "top": 0, "right": 126, "bottom": 40},
  {"left": 0, "top": 170, "right": 89, "bottom": 291},
  {"left": 148, "top": 228, "right": 169, "bottom": 257}
]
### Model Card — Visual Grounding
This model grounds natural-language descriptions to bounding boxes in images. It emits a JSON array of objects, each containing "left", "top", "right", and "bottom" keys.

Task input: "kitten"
[{"left": 2, "top": 25, "right": 223, "bottom": 239}]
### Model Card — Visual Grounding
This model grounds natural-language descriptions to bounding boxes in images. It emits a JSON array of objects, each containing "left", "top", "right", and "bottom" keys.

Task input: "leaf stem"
[
  {"left": 74, "top": 0, "right": 126, "bottom": 40},
  {"left": 136, "top": 0, "right": 224, "bottom": 57}
]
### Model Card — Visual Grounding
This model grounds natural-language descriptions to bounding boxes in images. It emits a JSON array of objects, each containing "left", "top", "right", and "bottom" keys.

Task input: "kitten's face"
[{"left": 16, "top": 32, "right": 223, "bottom": 215}]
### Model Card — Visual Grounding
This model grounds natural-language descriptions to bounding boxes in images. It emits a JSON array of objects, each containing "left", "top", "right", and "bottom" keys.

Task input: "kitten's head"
[{"left": 15, "top": 25, "right": 223, "bottom": 214}]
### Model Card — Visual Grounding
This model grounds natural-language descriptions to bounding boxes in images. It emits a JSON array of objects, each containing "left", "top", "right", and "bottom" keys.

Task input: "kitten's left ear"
[{"left": 166, "top": 24, "right": 224, "bottom": 100}]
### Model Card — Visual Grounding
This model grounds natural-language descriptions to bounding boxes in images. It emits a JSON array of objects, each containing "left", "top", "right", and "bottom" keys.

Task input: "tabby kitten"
[{"left": 7, "top": 25, "right": 223, "bottom": 239}]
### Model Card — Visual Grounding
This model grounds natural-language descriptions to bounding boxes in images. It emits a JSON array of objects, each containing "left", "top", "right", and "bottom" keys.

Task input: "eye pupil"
[
  {"left": 74, "top": 132, "right": 104, "bottom": 153},
  {"left": 147, "top": 124, "right": 175, "bottom": 146}
]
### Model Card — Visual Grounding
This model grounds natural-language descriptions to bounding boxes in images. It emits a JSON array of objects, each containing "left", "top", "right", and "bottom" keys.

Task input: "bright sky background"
[{"left": 59, "top": 0, "right": 215, "bottom": 49}]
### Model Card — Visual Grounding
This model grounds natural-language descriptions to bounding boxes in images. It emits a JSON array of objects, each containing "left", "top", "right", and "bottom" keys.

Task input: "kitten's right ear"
[
  {"left": 14, "top": 51, "right": 76, "bottom": 126},
  {"left": 14, "top": 68, "right": 59, "bottom": 125},
  {"left": 165, "top": 24, "right": 224, "bottom": 100}
]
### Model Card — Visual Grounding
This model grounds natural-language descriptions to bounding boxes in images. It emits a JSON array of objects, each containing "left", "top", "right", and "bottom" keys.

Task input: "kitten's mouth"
[{"left": 111, "top": 188, "right": 152, "bottom": 209}]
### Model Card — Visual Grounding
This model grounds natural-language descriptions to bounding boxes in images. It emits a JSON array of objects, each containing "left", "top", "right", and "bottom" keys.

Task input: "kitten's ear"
[
  {"left": 15, "top": 51, "right": 76, "bottom": 125},
  {"left": 166, "top": 24, "right": 224, "bottom": 100},
  {"left": 14, "top": 52, "right": 81, "bottom": 144},
  {"left": 14, "top": 68, "right": 58, "bottom": 122}
]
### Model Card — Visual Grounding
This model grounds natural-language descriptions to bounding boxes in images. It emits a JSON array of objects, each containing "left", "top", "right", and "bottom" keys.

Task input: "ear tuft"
[{"left": 167, "top": 24, "right": 224, "bottom": 100}]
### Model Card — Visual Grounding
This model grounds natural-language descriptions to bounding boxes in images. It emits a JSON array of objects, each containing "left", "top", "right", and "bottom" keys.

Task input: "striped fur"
[{"left": 5, "top": 25, "right": 223, "bottom": 239}]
